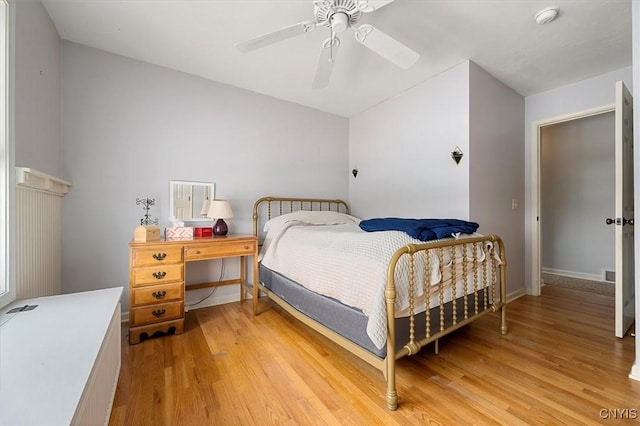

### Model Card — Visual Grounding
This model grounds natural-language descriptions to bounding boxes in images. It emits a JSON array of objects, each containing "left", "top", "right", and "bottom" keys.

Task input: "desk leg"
[
  {"left": 253, "top": 253, "right": 259, "bottom": 315},
  {"left": 240, "top": 256, "right": 246, "bottom": 302}
]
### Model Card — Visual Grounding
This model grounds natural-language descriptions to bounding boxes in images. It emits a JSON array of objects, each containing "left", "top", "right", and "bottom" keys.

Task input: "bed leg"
[
  {"left": 435, "top": 339, "right": 439, "bottom": 355},
  {"left": 386, "top": 389, "right": 398, "bottom": 411},
  {"left": 500, "top": 304, "right": 508, "bottom": 335},
  {"left": 385, "top": 357, "right": 398, "bottom": 410}
]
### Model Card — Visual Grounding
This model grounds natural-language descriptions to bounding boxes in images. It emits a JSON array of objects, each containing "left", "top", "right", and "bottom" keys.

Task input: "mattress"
[
  {"left": 259, "top": 211, "right": 494, "bottom": 350},
  {"left": 260, "top": 263, "right": 487, "bottom": 359}
]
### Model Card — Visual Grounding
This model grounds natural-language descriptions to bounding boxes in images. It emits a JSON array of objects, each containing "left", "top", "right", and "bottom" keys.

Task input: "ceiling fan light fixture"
[
  {"left": 330, "top": 12, "right": 349, "bottom": 33},
  {"left": 236, "top": 0, "right": 418, "bottom": 89},
  {"left": 534, "top": 7, "right": 559, "bottom": 25}
]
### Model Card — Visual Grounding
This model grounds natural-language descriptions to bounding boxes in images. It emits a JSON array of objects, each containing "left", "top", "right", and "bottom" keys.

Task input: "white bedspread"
[{"left": 260, "top": 212, "right": 493, "bottom": 350}]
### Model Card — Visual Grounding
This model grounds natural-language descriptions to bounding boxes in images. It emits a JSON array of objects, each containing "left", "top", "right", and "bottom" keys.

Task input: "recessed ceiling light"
[{"left": 535, "top": 7, "right": 559, "bottom": 25}]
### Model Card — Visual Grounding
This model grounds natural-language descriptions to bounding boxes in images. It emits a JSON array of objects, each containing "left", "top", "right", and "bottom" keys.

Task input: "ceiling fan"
[{"left": 235, "top": 0, "right": 420, "bottom": 89}]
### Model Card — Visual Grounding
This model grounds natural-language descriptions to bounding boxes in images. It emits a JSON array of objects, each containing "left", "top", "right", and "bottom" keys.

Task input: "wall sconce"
[{"left": 451, "top": 147, "right": 463, "bottom": 165}]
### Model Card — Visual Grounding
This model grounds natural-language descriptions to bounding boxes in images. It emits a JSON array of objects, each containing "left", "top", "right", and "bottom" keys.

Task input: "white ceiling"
[{"left": 41, "top": 0, "right": 632, "bottom": 118}]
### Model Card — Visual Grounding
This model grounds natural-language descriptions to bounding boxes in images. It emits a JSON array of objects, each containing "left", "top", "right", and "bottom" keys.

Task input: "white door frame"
[{"left": 530, "top": 104, "right": 615, "bottom": 295}]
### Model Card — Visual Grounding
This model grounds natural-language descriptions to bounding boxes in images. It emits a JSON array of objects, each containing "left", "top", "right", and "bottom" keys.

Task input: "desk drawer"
[
  {"left": 131, "top": 282, "right": 184, "bottom": 307},
  {"left": 132, "top": 246, "right": 183, "bottom": 267},
  {"left": 130, "top": 301, "right": 183, "bottom": 326},
  {"left": 185, "top": 239, "right": 256, "bottom": 260},
  {"left": 132, "top": 264, "right": 183, "bottom": 287}
]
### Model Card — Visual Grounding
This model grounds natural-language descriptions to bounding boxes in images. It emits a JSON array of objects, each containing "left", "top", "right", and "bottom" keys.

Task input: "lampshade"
[
  {"left": 207, "top": 199, "right": 233, "bottom": 220},
  {"left": 200, "top": 199, "right": 211, "bottom": 217}
]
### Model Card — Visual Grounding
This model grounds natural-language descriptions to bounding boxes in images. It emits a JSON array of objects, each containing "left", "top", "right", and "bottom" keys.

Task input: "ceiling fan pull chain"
[{"left": 330, "top": 28, "right": 335, "bottom": 62}]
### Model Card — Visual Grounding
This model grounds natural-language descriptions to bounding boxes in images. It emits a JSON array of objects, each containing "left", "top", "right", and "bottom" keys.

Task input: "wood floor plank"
[{"left": 110, "top": 285, "right": 640, "bottom": 425}]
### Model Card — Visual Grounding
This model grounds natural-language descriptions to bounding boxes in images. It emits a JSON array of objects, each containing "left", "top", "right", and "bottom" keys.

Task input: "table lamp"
[{"left": 207, "top": 199, "right": 233, "bottom": 236}]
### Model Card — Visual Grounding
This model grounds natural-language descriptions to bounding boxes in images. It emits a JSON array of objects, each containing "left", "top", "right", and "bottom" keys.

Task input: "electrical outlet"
[{"left": 511, "top": 199, "right": 519, "bottom": 210}]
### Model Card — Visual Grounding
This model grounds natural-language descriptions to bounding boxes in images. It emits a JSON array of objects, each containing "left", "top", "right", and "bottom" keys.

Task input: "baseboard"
[
  {"left": 185, "top": 292, "right": 253, "bottom": 312},
  {"left": 542, "top": 267, "right": 602, "bottom": 282},
  {"left": 506, "top": 288, "right": 527, "bottom": 302}
]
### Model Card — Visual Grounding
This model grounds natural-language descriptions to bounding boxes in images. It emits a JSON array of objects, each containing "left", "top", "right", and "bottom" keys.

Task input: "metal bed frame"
[{"left": 252, "top": 196, "right": 507, "bottom": 410}]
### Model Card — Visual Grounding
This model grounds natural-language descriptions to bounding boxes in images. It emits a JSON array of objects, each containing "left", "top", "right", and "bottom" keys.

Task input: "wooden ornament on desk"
[{"left": 134, "top": 225, "right": 160, "bottom": 242}]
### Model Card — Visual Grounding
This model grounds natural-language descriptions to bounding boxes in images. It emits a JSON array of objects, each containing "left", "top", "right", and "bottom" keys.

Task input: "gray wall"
[
  {"left": 541, "top": 113, "right": 615, "bottom": 278},
  {"left": 469, "top": 62, "right": 525, "bottom": 297},
  {"left": 60, "top": 42, "right": 349, "bottom": 311},
  {"left": 349, "top": 61, "right": 470, "bottom": 219},
  {"left": 350, "top": 60, "right": 525, "bottom": 296},
  {"left": 14, "top": 0, "right": 61, "bottom": 177}
]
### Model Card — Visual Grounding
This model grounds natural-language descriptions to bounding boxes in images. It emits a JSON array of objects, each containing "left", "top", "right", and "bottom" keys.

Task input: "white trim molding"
[
  {"left": 16, "top": 167, "right": 71, "bottom": 196},
  {"left": 530, "top": 104, "right": 615, "bottom": 296},
  {"left": 542, "top": 267, "right": 604, "bottom": 283}
]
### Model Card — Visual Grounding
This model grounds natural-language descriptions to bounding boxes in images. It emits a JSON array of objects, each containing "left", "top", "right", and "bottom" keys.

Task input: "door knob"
[{"left": 606, "top": 217, "right": 634, "bottom": 226}]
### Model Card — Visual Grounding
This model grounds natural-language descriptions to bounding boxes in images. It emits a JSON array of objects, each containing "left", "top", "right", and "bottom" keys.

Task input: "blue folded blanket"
[{"left": 359, "top": 217, "right": 479, "bottom": 242}]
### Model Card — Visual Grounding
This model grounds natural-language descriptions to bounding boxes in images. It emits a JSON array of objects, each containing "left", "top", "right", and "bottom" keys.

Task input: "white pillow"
[{"left": 263, "top": 210, "right": 360, "bottom": 232}]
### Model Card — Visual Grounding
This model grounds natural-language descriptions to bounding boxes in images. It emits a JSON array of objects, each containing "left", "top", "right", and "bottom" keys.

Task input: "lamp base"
[{"left": 213, "top": 218, "right": 228, "bottom": 236}]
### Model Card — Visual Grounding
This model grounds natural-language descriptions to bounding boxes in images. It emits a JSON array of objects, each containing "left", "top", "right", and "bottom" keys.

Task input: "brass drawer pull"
[
  {"left": 244, "top": 245, "right": 249, "bottom": 250},
  {"left": 152, "top": 309, "right": 166, "bottom": 317},
  {"left": 152, "top": 253, "right": 167, "bottom": 261},
  {"left": 152, "top": 271, "right": 167, "bottom": 280},
  {"left": 152, "top": 290, "right": 167, "bottom": 299},
  {"left": 192, "top": 250, "right": 201, "bottom": 255}
]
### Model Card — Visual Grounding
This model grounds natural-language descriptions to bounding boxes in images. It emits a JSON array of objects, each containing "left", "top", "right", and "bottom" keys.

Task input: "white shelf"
[{"left": 16, "top": 167, "right": 72, "bottom": 196}]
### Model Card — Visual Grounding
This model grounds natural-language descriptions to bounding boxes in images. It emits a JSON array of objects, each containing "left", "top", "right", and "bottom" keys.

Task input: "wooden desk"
[{"left": 128, "top": 234, "right": 258, "bottom": 344}]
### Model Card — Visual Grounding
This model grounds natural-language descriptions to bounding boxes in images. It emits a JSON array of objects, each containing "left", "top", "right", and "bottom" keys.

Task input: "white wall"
[
  {"left": 349, "top": 62, "right": 470, "bottom": 219},
  {"left": 60, "top": 42, "right": 349, "bottom": 312},
  {"left": 541, "top": 113, "right": 615, "bottom": 278},
  {"left": 468, "top": 62, "right": 525, "bottom": 296},
  {"left": 524, "top": 66, "right": 633, "bottom": 292},
  {"left": 14, "top": 0, "right": 61, "bottom": 177},
  {"left": 350, "top": 61, "right": 525, "bottom": 296}
]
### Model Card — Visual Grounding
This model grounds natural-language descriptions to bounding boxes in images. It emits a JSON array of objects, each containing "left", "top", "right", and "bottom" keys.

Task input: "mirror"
[{"left": 169, "top": 180, "right": 215, "bottom": 222}]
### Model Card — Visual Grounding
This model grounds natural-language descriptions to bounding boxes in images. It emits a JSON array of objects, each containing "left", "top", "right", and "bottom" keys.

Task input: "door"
[{"left": 614, "top": 80, "right": 635, "bottom": 338}]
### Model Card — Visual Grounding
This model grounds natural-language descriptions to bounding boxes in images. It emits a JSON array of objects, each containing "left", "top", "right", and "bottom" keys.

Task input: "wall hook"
[{"left": 352, "top": 169, "right": 358, "bottom": 178}]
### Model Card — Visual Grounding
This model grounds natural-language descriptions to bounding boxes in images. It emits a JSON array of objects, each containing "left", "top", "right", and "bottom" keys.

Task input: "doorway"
[
  {"left": 531, "top": 104, "right": 615, "bottom": 298},
  {"left": 531, "top": 81, "right": 635, "bottom": 338},
  {"left": 540, "top": 112, "right": 615, "bottom": 296}
]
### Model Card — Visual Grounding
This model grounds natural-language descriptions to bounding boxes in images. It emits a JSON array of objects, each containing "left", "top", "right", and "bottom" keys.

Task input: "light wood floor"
[{"left": 109, "top": 286, "right": 640, "bottom": 425}]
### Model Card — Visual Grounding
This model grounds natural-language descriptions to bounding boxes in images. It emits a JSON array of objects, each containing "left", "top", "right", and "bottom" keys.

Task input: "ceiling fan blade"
[
  {"left": 354, "top": 24, "right": 419, "bottom": 69},
  {"left": 356, "top": 0, "right": 395, "bottom": 13},
  {"left": 235, "top": 21, "right": 316, "bottom": 53},
  {"left": 312, "top": 38, "right": 341, "bottom": 90}
]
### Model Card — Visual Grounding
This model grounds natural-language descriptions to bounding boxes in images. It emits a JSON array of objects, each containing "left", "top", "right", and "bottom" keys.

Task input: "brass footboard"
[{"left": 384, "top": 235, "right": 507, "bottom": 410}]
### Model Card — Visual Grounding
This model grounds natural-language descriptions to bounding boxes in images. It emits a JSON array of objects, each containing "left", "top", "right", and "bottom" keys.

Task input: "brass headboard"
[{"left": 252, "top": 196, "right": 350, "bottom": 241}]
